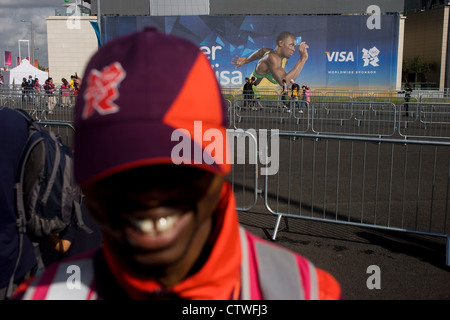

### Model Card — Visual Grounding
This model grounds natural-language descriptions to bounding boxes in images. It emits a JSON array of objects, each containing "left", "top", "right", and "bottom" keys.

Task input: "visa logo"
[{"left": 325, "top": 51, "right": 355, "bottom": 62}]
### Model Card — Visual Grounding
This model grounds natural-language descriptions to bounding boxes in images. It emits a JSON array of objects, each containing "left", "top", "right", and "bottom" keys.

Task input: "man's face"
[
  {"left": 83, "top": 165, "right": 224, "bottom": 272},
  {"left": 279, "top": 35, "right": 296, "bottom": 58}
]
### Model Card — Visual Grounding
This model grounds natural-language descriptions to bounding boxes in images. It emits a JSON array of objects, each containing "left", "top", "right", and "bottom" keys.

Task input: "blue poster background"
[{"left": 102, "top": 14, "right": 400, "bottom": 90}]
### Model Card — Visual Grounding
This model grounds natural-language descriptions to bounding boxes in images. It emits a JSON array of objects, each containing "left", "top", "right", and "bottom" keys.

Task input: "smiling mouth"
[
  {"left": 124, "top": 212, "right": 192, "bottom": 251},
  {"left": 129, "top": 214, "right": 181, "bottom": 235}
]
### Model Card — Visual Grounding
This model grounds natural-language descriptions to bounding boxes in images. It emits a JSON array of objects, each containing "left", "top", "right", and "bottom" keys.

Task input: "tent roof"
[
  {"left": 10, "top": 59, "right": 45, "bottom": 74},
  {"left": 3, "top": 59, "right": 48, "bottom": 85}
]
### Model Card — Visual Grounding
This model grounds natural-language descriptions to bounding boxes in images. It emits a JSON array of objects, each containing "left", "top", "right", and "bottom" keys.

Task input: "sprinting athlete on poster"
[{"left": 231, "top": 31, "right": 309, "bottom": 88}]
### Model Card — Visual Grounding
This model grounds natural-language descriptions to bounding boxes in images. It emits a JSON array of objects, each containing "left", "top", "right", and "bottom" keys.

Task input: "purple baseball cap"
[{"left": 73, "top": 27, "right": 230, "bottom": 187}]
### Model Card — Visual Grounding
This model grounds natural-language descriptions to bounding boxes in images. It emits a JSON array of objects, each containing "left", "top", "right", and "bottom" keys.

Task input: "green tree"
[
  {"left": 38, "top": 64, "right": 48, "bottom": 72},
  {"left": 410, "top": 56, "right": 431, "bottom": 83},
  {"left": 402, "top": 60, "right": 409, "bottom": 82}
]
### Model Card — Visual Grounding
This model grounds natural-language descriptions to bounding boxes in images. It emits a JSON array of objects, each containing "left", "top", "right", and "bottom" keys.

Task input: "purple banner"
[{"left": 4, "top": 51, "right": 11, "bottom": 66}]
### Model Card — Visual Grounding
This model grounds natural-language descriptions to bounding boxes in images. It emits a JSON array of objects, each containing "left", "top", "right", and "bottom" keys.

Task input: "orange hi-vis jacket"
[{"left": 15, "top": 183, "right": 341, "bottom": 300}]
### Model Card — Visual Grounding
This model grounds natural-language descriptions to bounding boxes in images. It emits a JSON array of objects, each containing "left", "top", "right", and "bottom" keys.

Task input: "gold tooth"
[
  {"left": 156, "top": 217, "right": 171, "bottom": 232},
  {"left": 139, "top": 219, "right": 154, "bottom": 233}
]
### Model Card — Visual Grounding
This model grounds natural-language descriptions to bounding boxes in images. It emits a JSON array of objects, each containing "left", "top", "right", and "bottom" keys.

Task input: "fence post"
[
  {"left": 447, "top": 160, "right": 450, "bottom": 266},
  {"left": 447, "top": 235, "right": 450, "bottom": 266}
]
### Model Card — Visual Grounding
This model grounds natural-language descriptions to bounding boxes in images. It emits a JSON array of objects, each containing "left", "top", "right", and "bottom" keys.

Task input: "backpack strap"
[
  {"left": 13, "top": 109, "right": 43, "bottom": 139},
  {"left": 6, "top": 129, "right": 44, "bottom": 299},
  {"left": 14, "top": 108, "right": 36, "bottom": 126},
  {"left": 32, "top": 242, "right": 46, "bottom": 272},
  {"left": 73, "top": 200, "right": 93, "bottom": 235},
  {"left": 40, "top": 131, "right": 60, "bottom": 205},
  {"left": 7, "top": 110, "right": 47, "bottom": 299},
  {"left": 5, "top": 186, "right": 27, "bottom": 299}
]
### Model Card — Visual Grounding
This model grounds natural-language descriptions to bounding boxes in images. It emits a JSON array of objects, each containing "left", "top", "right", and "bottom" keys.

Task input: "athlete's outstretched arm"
[{"left": 231, "top": 48, "right": 272, "bottom": 69}]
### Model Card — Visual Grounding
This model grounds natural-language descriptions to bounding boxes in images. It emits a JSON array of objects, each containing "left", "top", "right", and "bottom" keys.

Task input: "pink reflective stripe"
[
  {"left": 24, "top": 251, "right": 98, "bottom": 300},
  {"left": 45, "top": 259, "right": 95, "bottom": 300},
  {"left": 245, "top": 232, "right": 263, "bottom": 300},
  {"left": 30, "top": 264, "right": 59, "bottom": 300},
  {"left": 21, "top": 275, "right": 40, "bottom": 300},
  {"left": 87, "top": 284, "right": 97, "bottom": 300},
  {"left": 86, "top": 276, "right": 98, "bottom": 300},
  {"left": 295, "top": 255, "right": 312, "bottom": 300}
]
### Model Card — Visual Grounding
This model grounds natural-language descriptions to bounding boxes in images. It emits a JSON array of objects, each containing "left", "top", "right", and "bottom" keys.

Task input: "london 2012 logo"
[{"left": 362, "top": 46, "right": 380, "bottom": 67}]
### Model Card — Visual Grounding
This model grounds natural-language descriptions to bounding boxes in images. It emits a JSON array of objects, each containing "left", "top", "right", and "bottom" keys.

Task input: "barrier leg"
[
  {"left": 272, "top": 214, "right": 283, "bottom": 240},
  {"left": 447, "top": 235, "right": 450, "bottom": 266}
]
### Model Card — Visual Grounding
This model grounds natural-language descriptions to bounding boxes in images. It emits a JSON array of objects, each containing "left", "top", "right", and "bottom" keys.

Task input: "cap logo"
[{"left": 82, "top": 62, "right": 126, "bottom": 119}]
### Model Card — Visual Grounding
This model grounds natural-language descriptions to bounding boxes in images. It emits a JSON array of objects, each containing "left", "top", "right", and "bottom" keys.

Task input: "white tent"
[{"left": 3, "top": 59, "right": 48, "bottom": 86}]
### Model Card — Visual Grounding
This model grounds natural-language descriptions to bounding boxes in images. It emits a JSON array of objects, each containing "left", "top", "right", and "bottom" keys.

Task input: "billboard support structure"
[{"left": 397, "top": 15, "right": 407, "bottom": 90}]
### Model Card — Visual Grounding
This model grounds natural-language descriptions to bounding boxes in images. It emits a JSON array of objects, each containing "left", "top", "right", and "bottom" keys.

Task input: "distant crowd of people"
[
  {"left": 19, "top": 74, "right": 80, "bottom": 113},
  {"left": 243, "top": 76, "right": 311, "bottom": 113},
  {"left": 20, "top": 74, "right": 80, "bottom": 97},
  {"left": 242, "top": 76, "right": 262, "bottom": 110}
]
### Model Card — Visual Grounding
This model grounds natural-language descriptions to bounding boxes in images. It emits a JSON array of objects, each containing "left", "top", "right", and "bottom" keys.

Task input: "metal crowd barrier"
[
  {"left": 2, "top": 90, "right": 449, "bottom": 140},
  {"left": 38, "top": 121, "right": 75, "bottom": 147},
  {"left": 226, "top": 129, "right": 259, "bottom": 211},
  {"left": 227, "top": 128, "right": 450, "bottom": 265},
  {"left": 229, "top": 93, "right": 450, "bottom": 140},
  {"left": 260, "top": 132, "right": 450, "bottom": 265},
  {"left": 310, "top": 100, "right": 397, "bottom": 136},
  {"left": 1, "top": 89, "right": 450, "bottom": 264},
  {"left": 398, "top": 102, "right": 450, "bottom": 140},
  {"left": 0, "top": 91, "right": 78, "bottom": 123},
  {"left": 0, "top": 91, "right": 77, "bottom": 147}
]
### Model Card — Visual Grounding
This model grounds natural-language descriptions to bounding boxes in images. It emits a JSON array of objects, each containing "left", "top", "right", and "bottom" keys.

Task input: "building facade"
[{"left": 46, "top": 15, "right": 98, "bottom": 84}]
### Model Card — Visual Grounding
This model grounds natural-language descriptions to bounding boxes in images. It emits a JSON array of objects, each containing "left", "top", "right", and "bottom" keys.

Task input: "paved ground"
[{"left": 238, "top": 209, "right": 450, "bottom": 300}]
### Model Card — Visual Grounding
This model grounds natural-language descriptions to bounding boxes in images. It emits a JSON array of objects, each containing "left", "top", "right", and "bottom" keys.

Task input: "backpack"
[{"left": 6, "top": 109, "right": 92, "bottom": 298}]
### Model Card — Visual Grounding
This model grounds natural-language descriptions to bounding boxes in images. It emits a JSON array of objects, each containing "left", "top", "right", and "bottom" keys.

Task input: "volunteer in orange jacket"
[{"left": 15, "top": 27, "right": 341, "bottom": 300}]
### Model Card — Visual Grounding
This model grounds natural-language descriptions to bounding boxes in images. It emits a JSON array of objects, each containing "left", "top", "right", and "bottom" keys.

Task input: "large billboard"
[{"left": 102, "top": 14, "right": 400, "bottom": 90}]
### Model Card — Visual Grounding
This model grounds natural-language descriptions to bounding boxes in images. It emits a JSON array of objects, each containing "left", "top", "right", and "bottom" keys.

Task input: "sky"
[{"left": 0, "top": 0, "right": 87, "bottom": 69}]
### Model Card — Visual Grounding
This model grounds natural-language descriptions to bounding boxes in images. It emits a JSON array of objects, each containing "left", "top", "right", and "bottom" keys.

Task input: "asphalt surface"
[{"left": 238, "top": 209, "right": 450, "bottom": 300}]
